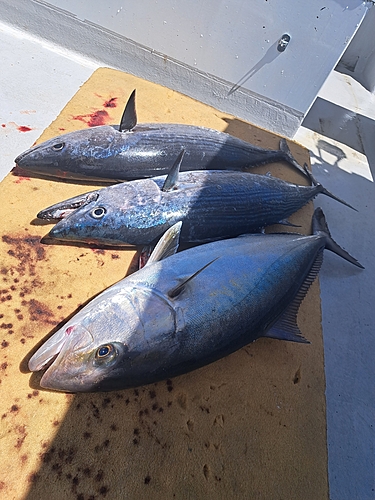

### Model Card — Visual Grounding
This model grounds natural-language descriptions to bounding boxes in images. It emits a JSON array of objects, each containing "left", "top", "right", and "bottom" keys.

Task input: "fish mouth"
[
  {"left": 29, "top": 327, "right": 69, "bottom": 372},
  {"left": 14, "top": 149, "right": 32, "bottom": 166},
  {"left": 15, "top": 145, "right": 57, "bottom": 168},
  {"left": 29, "top": 325, "right": 94, "bottom": 390},
  {"left": 47, "top": 221, "right": 83, "bottom": 242},
  {"left": 37, "top": 192, "right": 99, "bottom": 220}
]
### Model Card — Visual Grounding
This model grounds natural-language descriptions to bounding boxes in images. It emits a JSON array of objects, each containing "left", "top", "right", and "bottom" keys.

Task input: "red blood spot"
[
  {"left": 66, "top": 326, "right": 74, "bottom": 336},
  {"left": 103, "top": 97, "right": 117, "bottom": 108},
  {"left": 88, "top": 110, "right": 110, "bottom": 127},
  {"left": 13, "top": 176, "right": 31, "bottom": 184},
  {"left": 1, "top": 124, "right": 5, "bottom": 128},
  {"left": 17, "top": 126, "right": 32, "bottom": 132},
  {"left": 72, "top": 110, "right": 110, "bottom": 127},
  {"left": 12, "top": 166, "right": 31, "bottom": 182}
]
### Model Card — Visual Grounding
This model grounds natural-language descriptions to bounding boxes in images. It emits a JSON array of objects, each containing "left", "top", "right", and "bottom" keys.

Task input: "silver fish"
[
  {"left": 40, "top": 151, "right": 355, "bottom": 247},
  {"left": 15, "top": 89, "right": 306, "bottom": 181},
  {"left": 28, "top": 208, "right": 363, "bottom": 392}
]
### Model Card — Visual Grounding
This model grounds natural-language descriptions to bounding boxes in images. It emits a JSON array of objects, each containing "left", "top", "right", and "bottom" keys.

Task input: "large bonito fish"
[
  {"left": 28, "top": 208, "right": 363, "bottom": 393},
  {"left": 38, "top": 150, "right": 354, "bottom": 247},
  {"left": 15, "top": 90, "right": 306, "bottom": 181}
]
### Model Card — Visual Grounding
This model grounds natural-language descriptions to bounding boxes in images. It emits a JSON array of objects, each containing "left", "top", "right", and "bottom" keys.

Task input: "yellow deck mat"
[{"left": 0, "top": 68, "right": 328, "bottom": 499}]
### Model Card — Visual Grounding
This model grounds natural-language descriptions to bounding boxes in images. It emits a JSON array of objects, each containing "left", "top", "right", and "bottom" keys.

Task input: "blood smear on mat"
[
  {"left": 103, "top": 97, "right": 118, "bottom": 108},
  {"left": 72, "top": 109, "right": 110, "bottom": 127}
]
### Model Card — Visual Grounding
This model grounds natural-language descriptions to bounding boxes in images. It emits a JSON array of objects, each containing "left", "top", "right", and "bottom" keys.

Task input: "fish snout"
[
  {"left": 14, "top": 143, "right": 61, "bottom": 170},
  {"left": 29, "top": 324, "right": 94, "bottom": 373},
  {"left": 14, "top": 151, "right": 26, "bottom": 166},
  {"left": 48, "top": 225, "right": 66, "bottom": 240},
  {"left": 48, "top": 219, "right": 81, "bottom": 241},
  {"left": 14, "top": 148, "right": 40, "bottom": 167},
  {"left": 37, "top": 325, "right": 95, "bottom": 391}
]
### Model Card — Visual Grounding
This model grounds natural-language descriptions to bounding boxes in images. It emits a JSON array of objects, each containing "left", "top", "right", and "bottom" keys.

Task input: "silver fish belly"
[
  {"left": 28, "top": 208, "right": 363, "bottom": 392},
  {"left": 42, "top": 169, "right": 354, "bottom": 247}
]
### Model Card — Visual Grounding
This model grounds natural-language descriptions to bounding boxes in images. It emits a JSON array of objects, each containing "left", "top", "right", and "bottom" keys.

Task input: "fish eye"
[
  {"left": 93, "top": 342, "right": 125, "bottom": 368},
  {"left": 52, "top": 142, "right": 65, "bottom": 151},
  {"left": 90, "top": 207, "right": 107, "bottom": 219},
  {"left": 94, "top": 343, "right": 118, "bottom": 367},
  {"left": 96, "top": 345, "right": 113, "bottom": 358}
]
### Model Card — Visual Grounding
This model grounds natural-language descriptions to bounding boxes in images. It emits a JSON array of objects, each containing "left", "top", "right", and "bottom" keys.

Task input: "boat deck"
[{"left": 1, "top": 20, "right": 374, "bottom": 500}]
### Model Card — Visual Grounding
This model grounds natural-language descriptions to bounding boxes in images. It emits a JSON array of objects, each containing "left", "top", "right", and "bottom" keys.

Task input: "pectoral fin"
[
  {"left": 168, "top": 258, "right": 219, "bottom": 299},
  {"left": 145, "top": 222, "right": 183, "bottom": 266},
  {"left": 277, "top": 219, "right": 301, "bottom": 228}
]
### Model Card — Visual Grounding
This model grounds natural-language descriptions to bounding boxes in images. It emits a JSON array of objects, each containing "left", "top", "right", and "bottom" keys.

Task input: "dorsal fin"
[
  {"left": 120, "top": 89, "right": 137, "bottom": 132},
  {"left": 162, "top": 149, "right": 186, "bottom": 192},
  {"left": 144, "top": 222, "right": 182, "bottom": 267},
  {"left": 263, "top": 249, "right": 324, "bottom": 343},
  {"left": 168, "top": 258, "right": 219, "bottom": 299}
]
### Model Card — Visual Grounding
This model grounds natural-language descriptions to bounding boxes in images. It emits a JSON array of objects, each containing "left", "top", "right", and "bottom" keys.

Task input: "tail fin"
[
  {"left": 303, "top": 164, "right": 357, "bottom": 211},
  {"left": 312, "top": 208, "right": 364, "bottom": 268},
  {"left": 279, "top": 139, "right": 307, "bottom": 176}
]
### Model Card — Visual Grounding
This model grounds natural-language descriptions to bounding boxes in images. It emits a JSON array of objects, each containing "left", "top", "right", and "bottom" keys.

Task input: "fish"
[
  {"left": 14, "top": 89, "right": 306, "bottom": 182},
  {"left": 28, "top": 208, "right": 363, "bottom": 392},
  {"left": 39, "top": 151, "right": 355, "bottom": 248}
]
